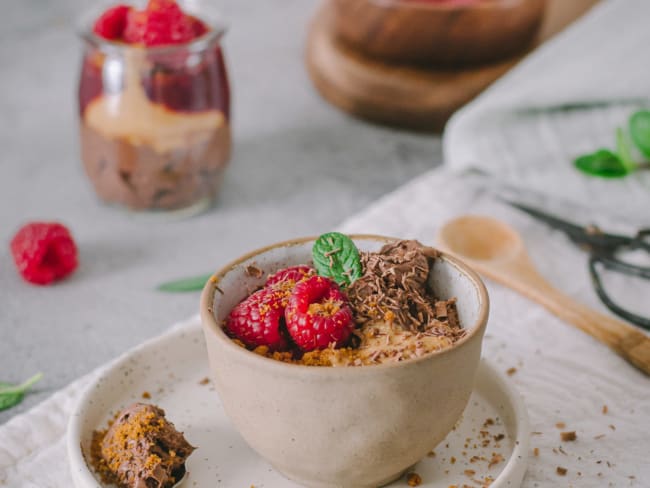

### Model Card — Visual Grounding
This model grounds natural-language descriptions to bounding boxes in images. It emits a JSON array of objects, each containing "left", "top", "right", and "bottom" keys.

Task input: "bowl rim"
[{"left": 200, "top": 234, "right": 489, "bottom": 374}]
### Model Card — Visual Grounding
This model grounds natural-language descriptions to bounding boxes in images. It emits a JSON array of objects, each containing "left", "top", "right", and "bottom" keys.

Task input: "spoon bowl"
[
  {"left": 437, "top": 215, "right": 523, "bottom": 262},
  {"left": 437, "top": 215, "right": 650, "bottom": 376}
]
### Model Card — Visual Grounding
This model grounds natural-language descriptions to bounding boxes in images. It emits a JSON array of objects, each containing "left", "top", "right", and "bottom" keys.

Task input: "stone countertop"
[{"left": 0, "top": 0, "right": 441, "bottom": 423}]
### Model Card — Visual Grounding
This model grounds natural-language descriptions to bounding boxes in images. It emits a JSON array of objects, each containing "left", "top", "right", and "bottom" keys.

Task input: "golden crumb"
[
  {"left": 427, "top": 450, "right": 436, "bottom": 457},
  {"left": 464, "top": 469, "right": 476, "bottom": 476},
  {"left": 506, "top": 367, "right": 517, "bottom": 376},
  {"left": 488, "top": 453, "right": 504, "bottom": 469},
  {"left": 406, "top": 472, "right": 422, "bottom": 486},
  {"left": 450, "top": 456, "right": 456, "bottom": 464},
  {"left": 560, "top": 431, "right": 577, "bottom": 442},
  {"left": 198, "top": 377, "right": 210, "bottom": 385},
  {"left": 555, "top": 422, "right": 566, "bottom": 429},
  {"left": 609, "top": 424, "right": 616, "bottom": 431},
  {"left": 602, "top": 405, "right": 608, "bottom": 414},
  {"left": 556, "top": 467, "right": 567, "bottom": 476},
  {"left": 141, "top": 391, "right": 151, "bottom": 399},
  {"left": 533, "top": 447, "right": 539, "bottom": 457}
]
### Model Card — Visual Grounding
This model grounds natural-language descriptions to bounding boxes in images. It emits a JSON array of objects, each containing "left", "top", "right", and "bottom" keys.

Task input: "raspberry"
[
  {"left": 265, "top": 265, "right": 315, "bottom": 288},
  {"left": 123, "top": 9, "right": 148, "bottom": 44},
  {"left": 285, "top": 276, "right": 354, "bottom": 351},
  {"left": 124, "top": 0, "right": 195, "bottom": 46},
  {"left": 10, "top": 222, "right": 78, "bottom": 285},
  {"left": 93, "top": 4, "right": 131, "bottom": 40},
  {"left": 225, "top": 287, "right": 289, "bottom": 351},
  {"left": 188, "top": 15, "right": 208, "bottom": 38}
]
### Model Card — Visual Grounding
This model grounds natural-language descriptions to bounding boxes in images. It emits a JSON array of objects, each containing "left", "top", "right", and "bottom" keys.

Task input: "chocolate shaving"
[
  {"left": 245, "top": 264, "right": 264, "bottom": 278},
  {"left": 347, "top": 240, "right": 464, "bottom": 337}
]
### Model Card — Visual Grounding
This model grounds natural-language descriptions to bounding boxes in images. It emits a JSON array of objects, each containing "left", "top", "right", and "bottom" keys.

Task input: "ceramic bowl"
[
  {"left": 200, "top": 235, "right": 489, "bottom": 488},
  {"left": 329, "top": 0, "right": 547, "bottom": 66}
]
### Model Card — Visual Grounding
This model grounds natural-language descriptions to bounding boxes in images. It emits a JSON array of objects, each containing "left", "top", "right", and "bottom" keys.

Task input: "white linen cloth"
[
  {"left": 444, "top": 0, "right": 650, "bottom": 223},
  {"left": 2, "top": 169, "right": 649, "bottom": 487},
  {"left": 4, "top": 0, "right": 650, "bottom": 485}
]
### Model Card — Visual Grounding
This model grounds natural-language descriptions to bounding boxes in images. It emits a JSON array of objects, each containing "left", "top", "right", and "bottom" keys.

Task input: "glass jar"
[{"left": 77, "top": 4, "right": 231, "bottom": 213}]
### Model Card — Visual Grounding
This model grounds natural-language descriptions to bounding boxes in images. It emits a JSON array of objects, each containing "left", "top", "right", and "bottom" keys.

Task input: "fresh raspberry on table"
[
  {"left": 265, "top": 265, "right": 315, "bottom": 288},
  {"left": 285, "top": 276, "right": 354, "bottom": 352},
  {"left": 225, "top": 287, "right": 289, "bottom": 351},
  {"left": 10, "top": 222, "right": 78, "bottom": 285},
  {"left": 93, "top": 4, "right": 131, "bottom": 40}
]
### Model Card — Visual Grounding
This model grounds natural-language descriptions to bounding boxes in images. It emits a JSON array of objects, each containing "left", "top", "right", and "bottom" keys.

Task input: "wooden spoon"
[{"left": 437, "top": 215, "right": 650, "bottom": 376}]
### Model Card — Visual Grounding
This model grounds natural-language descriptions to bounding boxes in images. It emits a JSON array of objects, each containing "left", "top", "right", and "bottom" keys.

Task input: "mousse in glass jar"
[{"left": 78, "top": 0, "right": 231, "bottom": 213}]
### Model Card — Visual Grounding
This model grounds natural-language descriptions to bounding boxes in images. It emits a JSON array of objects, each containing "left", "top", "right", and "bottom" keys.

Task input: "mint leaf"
[
  {"left": 312, "top": 232, "right": 362, "bottom": 287},
  {"left": 574, "top": 149, "right": 629, "bottom": 178},
  {"left": 616, "top": 128, "right": 637, "bottom": 172},
  {"left": 630, "top": 110, "right": 650, "bottom": 158},
  {"left": 0, "top": 373, "right": 43, "bottom": 411},
  {"left": 157, "top": 273, "right": 213, "bottom": 292}
]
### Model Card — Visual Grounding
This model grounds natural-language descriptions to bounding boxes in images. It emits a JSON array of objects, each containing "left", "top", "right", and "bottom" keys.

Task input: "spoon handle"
[{"left": 500, "top": 259, "right": 650, "bottom": 376}]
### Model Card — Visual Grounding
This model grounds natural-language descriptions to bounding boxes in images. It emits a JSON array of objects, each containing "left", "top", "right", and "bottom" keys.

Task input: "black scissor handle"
[
  {"left": 595, "top": 253, "right": 650, "bottom": 280},
  {"left": 588, "top": 256, "right": 650, "bottom": 331},
  {"left": 634, "top": 228, "right": 650, "bottom": 253}
]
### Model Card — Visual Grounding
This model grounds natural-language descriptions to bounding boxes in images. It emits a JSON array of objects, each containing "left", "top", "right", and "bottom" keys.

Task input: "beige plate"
[{"left": 67, "top": 318, "right": 529, "bottom": 488}]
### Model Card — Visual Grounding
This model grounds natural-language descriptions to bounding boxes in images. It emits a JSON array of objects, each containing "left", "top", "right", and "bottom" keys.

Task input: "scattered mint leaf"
[
  {"left": 157, "top": 273, "right": 213, "bottom": 292},
  {"left": 616, "top": 127, "right": 637, "bottom": 172},
  {"left": 574, "top": 149, "right": 629, "bottom": 178},
  {"left": 630, "top": 110, "right": 650, "bottom": 158},
  {"left": 312, "top": 232, "right": 362, "bottom": 287},
  {"left": 0, "top": 373, "right": 43, "bottom": 411}
]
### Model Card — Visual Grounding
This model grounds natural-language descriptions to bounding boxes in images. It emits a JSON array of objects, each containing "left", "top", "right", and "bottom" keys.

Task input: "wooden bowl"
[{"left": 330, "top": 0, "right": 547, "bottom": 66}]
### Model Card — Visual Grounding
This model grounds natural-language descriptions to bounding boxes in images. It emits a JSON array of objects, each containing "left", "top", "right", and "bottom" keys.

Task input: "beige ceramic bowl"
[
  {"left": 330, "top": 0, "right": 546, "bottom": 66},
  {"left": 200, "top": 235, "right": 489, "bottom": 488}
]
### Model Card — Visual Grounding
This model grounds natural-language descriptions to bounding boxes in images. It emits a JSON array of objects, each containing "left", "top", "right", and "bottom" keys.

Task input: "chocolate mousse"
[
  {"left": 78, "top": 0, "right": 231, "bottom": 211},
  {"left": 227, "top": 236, "right": 466, "bottom": 367},
  {"left": 91, "top": 403, "right": 195, "bottom": 488}
]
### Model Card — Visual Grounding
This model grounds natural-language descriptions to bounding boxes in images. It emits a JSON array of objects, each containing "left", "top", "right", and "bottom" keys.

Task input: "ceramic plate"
[{"left": 68, "top": 320, "right": 529, "bottom": 488}]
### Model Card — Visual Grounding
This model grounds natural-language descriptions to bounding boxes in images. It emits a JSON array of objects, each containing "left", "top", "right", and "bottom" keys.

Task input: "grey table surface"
[{"left": 0, "top": 0, "right": 441, "bottom": 423}]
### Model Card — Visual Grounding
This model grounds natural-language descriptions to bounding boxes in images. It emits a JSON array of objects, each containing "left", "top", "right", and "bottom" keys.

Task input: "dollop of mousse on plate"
[{"left": 91, "top": 403, "right": 195, "bottom": 488}]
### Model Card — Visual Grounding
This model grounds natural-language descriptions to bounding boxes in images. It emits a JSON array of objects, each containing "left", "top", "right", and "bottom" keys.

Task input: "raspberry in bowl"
[
  {"left": 200, "top": 233, "right": 489, "bottom": 487},
  {"left": 77, "top": 0, "right": 230, "bottom": 213}
]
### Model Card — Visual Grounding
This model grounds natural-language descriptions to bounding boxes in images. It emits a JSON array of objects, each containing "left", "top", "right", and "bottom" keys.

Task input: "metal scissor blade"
[
  {"left": 500, "top": 199, "right": 591, "bottom": 243},
  {"left": 502, "top": 199, "right": 635, "bottom": 251}
]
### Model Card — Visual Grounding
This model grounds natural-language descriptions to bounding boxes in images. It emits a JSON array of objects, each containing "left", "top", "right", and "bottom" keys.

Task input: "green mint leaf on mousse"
[
  {"left": 312, "top": 232, "right": 362, "bottom": 287},
  {"left": 157, "top": 273, "right": 213, "bottom": 292},
  {"left": 574, "top": 149, "right": 629, "bottom": 178},
  {"left": 0, "top": 372, "right": 43, "bottom": 411},
  {"left": 630, "top": 110, "right": 650, "bottom": 158}
]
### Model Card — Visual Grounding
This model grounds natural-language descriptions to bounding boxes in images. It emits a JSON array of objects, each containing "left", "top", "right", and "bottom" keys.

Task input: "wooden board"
[{"left": 305, "top": 0, "right": 600, "bottom": 132}]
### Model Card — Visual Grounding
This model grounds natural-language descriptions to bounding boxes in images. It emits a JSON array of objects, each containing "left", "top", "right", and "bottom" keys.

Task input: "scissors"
[{"left": 504, "top": 200, "right": 650, "bottom": 331}]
